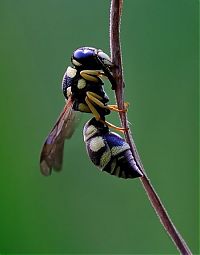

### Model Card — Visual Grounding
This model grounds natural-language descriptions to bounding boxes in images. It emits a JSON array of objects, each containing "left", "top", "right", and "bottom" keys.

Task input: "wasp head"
[{"left": 71, "top": 47, "right": 113, "bottom": 70}]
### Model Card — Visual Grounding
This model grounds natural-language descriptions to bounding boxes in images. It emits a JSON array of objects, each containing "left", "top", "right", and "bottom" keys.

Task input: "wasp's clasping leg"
[
  {"left": 86, "top": 91, "right": 129, "bottom": 113},
  {"left": 100, "top": 119, "right": 129, "bottom": 133},
  {"left": 85, "top": 96, "right": 101, "bottom": 120},
  {"left": 106, "top": 102, "right": 129, "bottom": 112},
  {"left": 85, "top": 93, "right": 128, "bottom": 133},
  {"left": 80, "top": 70, "right": 105, "bottom": 83}
]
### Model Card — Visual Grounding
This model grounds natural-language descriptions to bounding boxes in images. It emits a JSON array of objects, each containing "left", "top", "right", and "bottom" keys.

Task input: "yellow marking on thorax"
[
  {"left": 77, "top": 78, "right": 86, "bottom": 89},
  {"left": 66, "top": 66, "right": 77, "bottom": 78},
  {"left": 78, "top": 103, "right": 90, "bottom": 113},
  {"left": 67, "top": 87, "right": 72, "bottom": 98}
]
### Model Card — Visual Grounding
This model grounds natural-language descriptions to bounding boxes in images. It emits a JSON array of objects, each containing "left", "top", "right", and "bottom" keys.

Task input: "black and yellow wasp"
[{"left": 40, "top": 47, "right": 143, "bottom": 179}]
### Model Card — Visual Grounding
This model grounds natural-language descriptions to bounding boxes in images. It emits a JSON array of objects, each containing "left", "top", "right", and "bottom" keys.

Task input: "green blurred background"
[{"left": 0, "top": 0, "right": 198, "bottom": 254}]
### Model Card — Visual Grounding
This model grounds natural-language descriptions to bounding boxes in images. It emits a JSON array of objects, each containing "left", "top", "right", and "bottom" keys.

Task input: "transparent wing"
[{"left": 40, "top": 97, "right": 76, "bottom": 176}]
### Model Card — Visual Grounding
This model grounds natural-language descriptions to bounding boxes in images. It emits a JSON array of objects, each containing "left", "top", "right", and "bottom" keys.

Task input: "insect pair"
[{"left": 40, "top": 47, "right": 143, "bottom": 179}]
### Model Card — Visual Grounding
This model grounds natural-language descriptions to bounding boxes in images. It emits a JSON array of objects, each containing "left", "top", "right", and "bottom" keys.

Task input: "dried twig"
[{"left": 109, "top": 0, "right": 192, "bottom": 254}]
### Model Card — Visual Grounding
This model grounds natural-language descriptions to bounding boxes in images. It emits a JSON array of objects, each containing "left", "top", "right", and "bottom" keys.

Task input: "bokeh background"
[{"left": 0, "top": 0, "right": 198, "bottom": 254}]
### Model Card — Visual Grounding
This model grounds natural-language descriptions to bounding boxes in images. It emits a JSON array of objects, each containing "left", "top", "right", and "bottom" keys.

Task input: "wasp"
[
  {"left": 83, "top": 118, "right": 143, "bottom": 179},
  {"left": 40, "top": 47, "right": 127, "bottom": 176}
]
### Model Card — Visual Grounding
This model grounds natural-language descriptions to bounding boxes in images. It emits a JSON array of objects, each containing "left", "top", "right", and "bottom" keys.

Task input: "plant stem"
[{"left": 109, "top": 0, "right": 192, "bottom": 254}]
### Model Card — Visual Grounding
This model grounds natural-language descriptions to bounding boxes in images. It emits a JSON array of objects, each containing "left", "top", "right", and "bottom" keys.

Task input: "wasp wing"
[{"left": 40, "top": 97, "right": 76, "bottom": 176}]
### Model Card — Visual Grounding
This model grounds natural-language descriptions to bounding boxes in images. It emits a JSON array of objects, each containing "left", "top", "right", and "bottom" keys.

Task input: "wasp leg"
[
  {"left": 80, "top": 70, "right": 105, "bottom": 83},
  {"left": 86, "top": 91, "right": 128, "bottom": 113},
  {"left": 86, "top": 92, "right": 129, "bottom": 111},
  {"left": 85, "top": 94, "right": 128, "bottom": 133},
  {"left": 83, "top": 70, "right": 108, "bottom": 79},
  {"left": 108, "top": 102, "right": 129, "bottom": 110},
  {"left": 85, "top": 96, "right": 101, "bottom": 120},
  {"left": 100, "top": 119, "right": 129, "bottom": 133}
]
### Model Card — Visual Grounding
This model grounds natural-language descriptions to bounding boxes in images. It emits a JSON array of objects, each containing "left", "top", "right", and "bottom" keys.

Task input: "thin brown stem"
[{"left": 109, "top": 0, "right": 192, "bottom": 254}]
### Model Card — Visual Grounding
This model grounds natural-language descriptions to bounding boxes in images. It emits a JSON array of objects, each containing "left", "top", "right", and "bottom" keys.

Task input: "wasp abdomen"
[
  {"left": 103, "top": 149, "right": 142, "bottom": 178},
  {"left": 83, "top": 118, "right": 143, "bottom": 179}
]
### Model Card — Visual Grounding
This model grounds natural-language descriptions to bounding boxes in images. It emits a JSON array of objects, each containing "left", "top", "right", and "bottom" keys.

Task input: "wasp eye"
[
  {"left": 71, "top": 46, "right": 112, "bottom": 70},
  {"left": 73, "top": 48, "right": 94, "bottom": 60},
  {"left": 97, "top": 51, "right": 113, "bottom": 66},
  {"left": 72, "top": 47, "right": 95, "bottom": 67}
]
